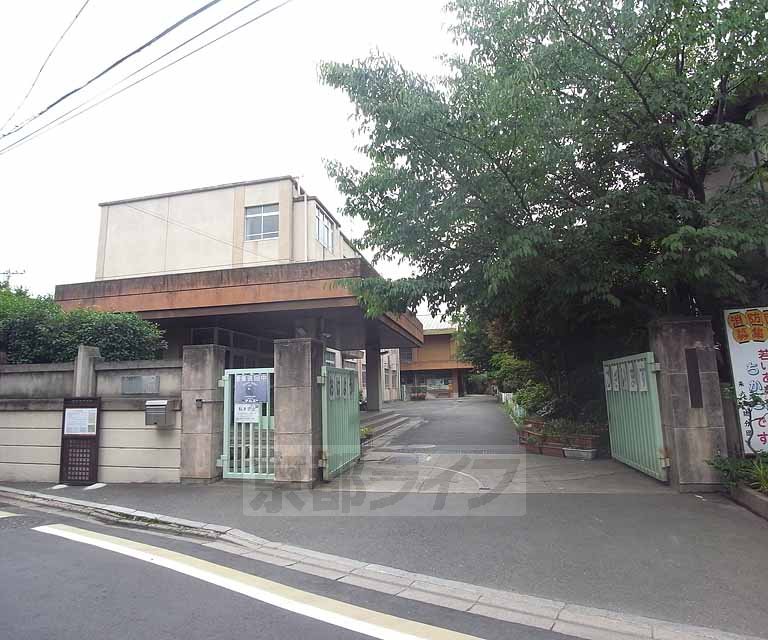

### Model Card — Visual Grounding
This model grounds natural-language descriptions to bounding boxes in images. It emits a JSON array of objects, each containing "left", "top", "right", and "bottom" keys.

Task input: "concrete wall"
[
  {"left": 0, "top": 363, "right": 74, "bottom": 399},
  {"left": 95, "top": 178, "right": 360, "bottom": 280},
  {"left": 0, "top": 352, "right": 184, "bottom": 484},
  {"left": 0, "top": 404, "right": 61, "bottom": 482}
]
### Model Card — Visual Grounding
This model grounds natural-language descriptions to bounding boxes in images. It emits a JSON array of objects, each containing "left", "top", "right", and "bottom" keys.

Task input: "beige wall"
[
  {"left": 95, "top": 178, "right": 360, "bottom": 280},
  {"left": 0, "top": 408, "right": 181, "bottom": 484},
  {"left": 0, "top": 410, "right": 61, "bottom": 482}
]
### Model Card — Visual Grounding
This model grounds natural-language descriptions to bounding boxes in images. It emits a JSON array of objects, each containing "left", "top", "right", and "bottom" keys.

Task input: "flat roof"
[{"left": 99, "top": 175, "right": 299, "bottom": 207}]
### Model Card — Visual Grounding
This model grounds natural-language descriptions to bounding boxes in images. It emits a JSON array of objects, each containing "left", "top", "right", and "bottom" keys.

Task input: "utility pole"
[{"left": 0, "top": 268, "right": 24, "bottom": 287}]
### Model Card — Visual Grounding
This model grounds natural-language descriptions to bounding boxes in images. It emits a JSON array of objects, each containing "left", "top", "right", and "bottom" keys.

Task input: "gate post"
[
  {"left": 648, "top": 317, "right": 727, "bottom": 492},
  {"left": 273, "top": 338, "right": 324, "bottom": 488},
  {"left": 365, "top": 345, "right": 382, "bottom": 411},
  {"left": 180, "top": 344, "right": 226, "bottom": 483}
]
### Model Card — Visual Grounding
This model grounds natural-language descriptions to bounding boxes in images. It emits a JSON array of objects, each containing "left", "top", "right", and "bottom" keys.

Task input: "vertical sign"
[
  {"left": 234, "top": 372, "right": 269, "bottom": 422},
  {"left": 724, "top": 307, "right": 768, "bottom": 454},
  {"left": 59, "top": 398, "right": 101, "bottom": 485},
  {"left": 636, "top": 359, "right": 648, "bottom": 392},
  {"left": 603, "top": 365, "right": 612, "bottom": 391}
]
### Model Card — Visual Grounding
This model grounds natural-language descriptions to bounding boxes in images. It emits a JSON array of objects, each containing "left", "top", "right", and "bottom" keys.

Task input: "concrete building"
[
  {"left": 400, "top": 316, "right": 473, "bottom": 399},
  {"left": 42, "top": 177, "right": 422, "bottom": 486}
]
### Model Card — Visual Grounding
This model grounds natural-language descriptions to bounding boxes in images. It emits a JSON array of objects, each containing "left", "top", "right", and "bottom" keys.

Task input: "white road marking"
[
  {"left": 0, "top": 510, "right": 18, "bottom": 518},
  {"left": 34, "top": 524, "right": 485, "bottom": 640},
  {"left": 49, "top": 484, "right": 68, "bottom": 490},
  {"left": 83, "top": 483, "right": 106, "bottom": 491}
]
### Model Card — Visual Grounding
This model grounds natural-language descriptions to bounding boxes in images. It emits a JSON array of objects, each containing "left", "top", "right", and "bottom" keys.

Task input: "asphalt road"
[{"left": 0, "top": 502, "right": 574, "bottom": 640}]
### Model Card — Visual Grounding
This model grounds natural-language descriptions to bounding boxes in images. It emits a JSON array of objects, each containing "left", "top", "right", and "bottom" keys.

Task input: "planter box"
[
  {"left": 525, "top": 443, "right": 542, "bottom": 455},
  {"left": 732, "top": 483, "right": 768, "bottom": 522},
  {"left": 542, "top": 437, "right": 565, "bottom": 447},
  {"left": 540, "top": 444, "right": 563, "bottom": 457},
  {"left": 563, "top": 448, "right": 598, "bottom": 460},
  {"left": 569, "top": 435, "right": 601, "bottom": 449}
]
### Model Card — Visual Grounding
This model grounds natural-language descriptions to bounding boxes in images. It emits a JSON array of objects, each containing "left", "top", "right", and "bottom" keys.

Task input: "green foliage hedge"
[
  {"left": 489, "top": 353, "right": 538, "bottom": 393},
  {"left": 0, "top": 287, "right": 167, "bottom": 364}
]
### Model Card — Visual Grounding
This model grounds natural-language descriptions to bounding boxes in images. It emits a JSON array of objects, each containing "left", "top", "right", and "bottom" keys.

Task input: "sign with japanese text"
[
  {"left": 724, "top": 307, "right": 768, "bottom": 454},
  {"left": 234, "top": 372, "right": 269, "bottom": 423}
]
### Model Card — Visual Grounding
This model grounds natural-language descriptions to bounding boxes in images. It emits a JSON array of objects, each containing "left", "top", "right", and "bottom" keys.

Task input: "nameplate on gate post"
[
  {"left": 234, "top": 372, "right": 269, "bottom": 422},
  {"left": 59, "top": 398, "right": 101, "bottom": 485}
]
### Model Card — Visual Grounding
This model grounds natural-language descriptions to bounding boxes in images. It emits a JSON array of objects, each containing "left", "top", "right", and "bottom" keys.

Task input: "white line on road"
[
  {"left": 34, "top": 524, "right": 486, "bottom": 640},
  {"left": 83, "top": 483, "right": 107, "bottom": 491},
  {"left": 0, "top": 510, "right": 18, "bottom": 518}
]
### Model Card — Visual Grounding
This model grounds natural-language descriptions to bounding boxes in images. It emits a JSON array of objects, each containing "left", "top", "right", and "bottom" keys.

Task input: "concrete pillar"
[
  {"left": 273, "top": 338, "right": 323, "bottom": 487},
  {"left": 73, "top": 345, "right": 101, "bottom": 397},
  {"left": 648, "top": 317, "right": 727, "bottom": 492},
  {"left": 451, "top": 369, "right": 460, "bottom": 398},
  {"left": 365, "top": 346, "right": 382, "bottom": 412},
  {"left": 180, "top": 344, "right": 226, "bottom": 483}
]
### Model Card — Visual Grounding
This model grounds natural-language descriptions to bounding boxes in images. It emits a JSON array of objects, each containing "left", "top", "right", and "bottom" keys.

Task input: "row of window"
[{"left": 244, "top": 204, "right": 336, "bottom": 250}]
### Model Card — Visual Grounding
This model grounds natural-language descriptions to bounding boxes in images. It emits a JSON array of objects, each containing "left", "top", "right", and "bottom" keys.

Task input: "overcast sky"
[{"left": 0, "top": 0, "right": 456, "bottom": 295}]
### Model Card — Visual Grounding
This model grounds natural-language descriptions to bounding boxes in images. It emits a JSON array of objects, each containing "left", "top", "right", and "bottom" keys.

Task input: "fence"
[
  {"left": 321, "top": 366, "right": 360, "bottom": 480},
  {"left": 498, "top": 392, "right": 526, "bottom": 419}
]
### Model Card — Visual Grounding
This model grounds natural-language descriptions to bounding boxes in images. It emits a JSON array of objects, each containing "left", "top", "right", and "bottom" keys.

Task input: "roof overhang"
[{"left": 54, "top": 258, "right": 423, "bottom": 350}]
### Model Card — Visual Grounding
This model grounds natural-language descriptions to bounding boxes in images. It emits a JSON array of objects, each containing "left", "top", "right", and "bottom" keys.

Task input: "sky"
[{"left": 0, "top": 0, "right": 457, "bottom": 295}]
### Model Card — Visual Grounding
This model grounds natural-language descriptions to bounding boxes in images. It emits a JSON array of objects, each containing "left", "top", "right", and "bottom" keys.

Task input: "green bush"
[
  {"left": 0, "top": 286, "right": 166, "bottom": 363},
  {"left": 490, "top": 353, "right": 538, "bottom": 392},
  {"left": 514, "top": 382, "right": 552, "bottom": 414},
  {"left": 708, "top": 454, "right": 768, "bottom": 493}
]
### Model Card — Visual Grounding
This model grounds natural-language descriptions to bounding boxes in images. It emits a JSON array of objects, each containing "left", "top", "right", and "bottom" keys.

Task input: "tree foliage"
[
  {"left": 0, "top": 286, "right": 167, "bottom": 364},
  {"left": 322, "top": 0, "right": 768, "bottom": 389}
]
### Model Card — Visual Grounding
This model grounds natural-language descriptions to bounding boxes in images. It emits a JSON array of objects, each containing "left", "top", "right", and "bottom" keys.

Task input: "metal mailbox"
[{"left": 145, "top": 399, "right": 174, "bottom": 427}]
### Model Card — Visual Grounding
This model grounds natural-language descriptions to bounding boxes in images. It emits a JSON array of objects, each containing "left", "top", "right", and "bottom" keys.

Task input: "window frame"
[
  {"left": 245, "top": 203, "right": 280, "bottom": 241},
  {"left": 315, "top": 208, "right": 335, "bottom": 251}
]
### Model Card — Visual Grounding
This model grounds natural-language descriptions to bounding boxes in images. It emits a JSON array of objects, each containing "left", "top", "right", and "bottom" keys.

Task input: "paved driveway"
[{"left": 324, "top": 396, "right": 670, "bottom": 495}]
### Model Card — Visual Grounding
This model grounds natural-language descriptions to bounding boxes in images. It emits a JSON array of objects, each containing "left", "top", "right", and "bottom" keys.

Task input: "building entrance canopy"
[{"left": 54, "top": 258, "right": 423, "bottom": 352}]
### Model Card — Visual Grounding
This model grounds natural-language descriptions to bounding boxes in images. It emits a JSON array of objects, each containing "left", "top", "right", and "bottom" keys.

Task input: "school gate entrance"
[
  {"left": 603, "top": 352, "right": 668, "bottom": 482},
  {"left": 220, "top": 362, "right": 361, "bottom": 483}
]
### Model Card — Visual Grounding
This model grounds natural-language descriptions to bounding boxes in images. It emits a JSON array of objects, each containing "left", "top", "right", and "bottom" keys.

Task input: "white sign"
[
  {"left": 724, "top": 307, "right": 768, "bottom": 454},
  {"left": 637, "top": 360, "right": 648, "bottom": 392},
  {"left": 628, "top": 362, "right": 638, "bottom": 392},
  {"left": 64, "top": 408, "right": 97, "bottom": 435},
  {"left": 611, "top": 365, "right": 619, "bottom": 391},
  {"left": 603, "top": 365, "right": 612, "bottom": 391}
]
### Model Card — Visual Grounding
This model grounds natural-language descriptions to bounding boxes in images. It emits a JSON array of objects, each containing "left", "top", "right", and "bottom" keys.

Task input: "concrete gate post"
[
  {"left": 648, "top": 317, "right": 727, "bottom": 492},
  {"left": 273, "top": 338, "right": 324, "bottom": 488},
  {"left": 180, "top": 344, "right": 226, "bottom": 483},
  {"left": 365, "top": 346, "right": 382, "bottom": 412},
  {"left": 73, "top": 345, "right": 102, "bottom": 397}
]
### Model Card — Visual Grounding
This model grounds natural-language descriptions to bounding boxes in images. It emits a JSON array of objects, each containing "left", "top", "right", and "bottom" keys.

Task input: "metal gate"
[
  {"left": 221, "top": 368, "right": 275, "bottom": 480},
  {"left": 320, "top": 366, "right": 360, "bottom": 480},
  {"left": 603, "top": 352, "right": 668, "bottom": 482}
]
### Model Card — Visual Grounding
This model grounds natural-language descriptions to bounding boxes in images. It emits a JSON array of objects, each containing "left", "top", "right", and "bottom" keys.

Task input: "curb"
[{"left": 0, "top": 485, "right": 762, "bottom": 640}]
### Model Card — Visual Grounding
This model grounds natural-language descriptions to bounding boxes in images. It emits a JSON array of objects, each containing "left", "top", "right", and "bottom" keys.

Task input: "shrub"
[
  {"left": 0, "top": 286, "right": 166, "bottom": 363},
  {"left": 708, "top": 454, "right": 768, "bottom": 493},
  {"left": 514, "top": 382, "right": 552, "bottom": 414},
  {"left": 537, "top": 396, "right": 579, "bottom": 420},
  {"left": 489, "top": 353, "right": 538, "bottom": 393}
]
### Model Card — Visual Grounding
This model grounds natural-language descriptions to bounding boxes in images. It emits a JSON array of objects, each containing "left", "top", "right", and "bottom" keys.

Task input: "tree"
[
  {"left": 322, "top": 0, "right": 768, "bottom": 387},
  {"left": 0, "top": 285, "right": 167, "bottom": 364}
]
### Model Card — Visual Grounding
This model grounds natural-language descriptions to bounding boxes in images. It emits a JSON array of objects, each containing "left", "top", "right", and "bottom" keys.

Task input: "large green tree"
[{"left": 322, "top": 0, "right": 768, "bottom": 384}]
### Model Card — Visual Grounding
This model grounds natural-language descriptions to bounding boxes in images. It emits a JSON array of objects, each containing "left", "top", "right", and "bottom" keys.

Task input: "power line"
[
  {"left": 0, "top": 0, "right": 224, "bottom": 140},
  {"left": 0, "top": 0, "right": 92, "bottom": 133},
  {"left": 0, "top": 0, "right": 294, "bottom": 157}
]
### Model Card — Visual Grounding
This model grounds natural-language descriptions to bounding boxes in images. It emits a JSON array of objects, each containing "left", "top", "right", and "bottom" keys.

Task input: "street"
[
  {"left": 0, "top": 502, "right": 577, "bottom": 640},
  {"left": 3, "top": 397, "right": 768, "bottom": 639}
]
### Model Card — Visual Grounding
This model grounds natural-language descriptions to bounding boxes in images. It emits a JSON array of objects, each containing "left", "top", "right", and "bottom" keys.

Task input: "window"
[
  {"left": 324, "top": 349, "right": 337, "bottom": 367},
  {"left": 315, "top": 209, "right": 334, "bottom": 250},
  {"left": 245, "top": 204, "right": 279, "bottom": 241},
  {"left": 400, "top": 348, "right": 413, "bottom": 363}
]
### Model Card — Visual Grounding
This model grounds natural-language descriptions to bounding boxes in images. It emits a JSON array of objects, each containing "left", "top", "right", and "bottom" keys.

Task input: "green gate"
[
  {"left": 603, "top": 352, "right": 668, "bottom": 482},
  {"left": 221, "top": 368, "right": 275, "bottom": 480},
  {"left": 320, "top": 366, "right": 360, "bottom": 480}
]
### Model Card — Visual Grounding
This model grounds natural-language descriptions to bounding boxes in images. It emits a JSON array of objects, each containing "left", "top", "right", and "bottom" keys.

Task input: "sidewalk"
[{"left": 3, "top": 479, "right": 767, "bottom": 639}]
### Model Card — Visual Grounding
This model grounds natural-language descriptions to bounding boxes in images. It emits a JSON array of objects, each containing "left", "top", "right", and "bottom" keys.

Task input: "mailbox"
[{"left": 145, "top": 400, "right": 174, "bottom": 427}]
